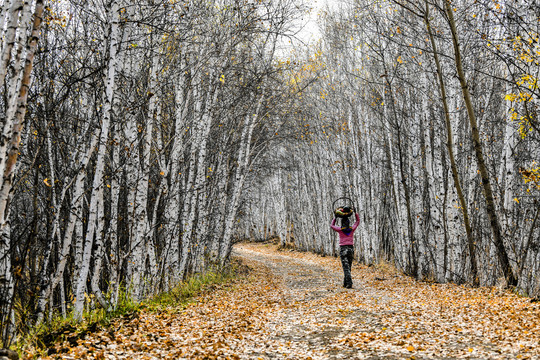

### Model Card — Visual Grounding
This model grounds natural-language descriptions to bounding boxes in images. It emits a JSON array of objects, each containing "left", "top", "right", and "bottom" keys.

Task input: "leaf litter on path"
[{"left": 38, "top": 243, "right": 540, "bottom": 359}]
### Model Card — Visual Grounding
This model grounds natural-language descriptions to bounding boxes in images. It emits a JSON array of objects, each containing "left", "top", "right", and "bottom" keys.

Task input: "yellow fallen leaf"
[{"left": 407, "top": 345, "right": 415, "bottom": 351}]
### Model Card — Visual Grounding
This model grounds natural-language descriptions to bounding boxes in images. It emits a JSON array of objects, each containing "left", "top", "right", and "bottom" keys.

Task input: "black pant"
[{"left": 340, "top": 245, "right": 354, "bottom": 287}]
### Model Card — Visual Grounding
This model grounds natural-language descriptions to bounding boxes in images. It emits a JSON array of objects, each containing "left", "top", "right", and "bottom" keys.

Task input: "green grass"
[
  {"left": 145, "top": 263, "right": 242, "bottom": 311},
  {"left": 16, "top": 260, "right": 248, "bottom": 356},
  {"left": 15, "top": 287, "right": 142, "bottom": 356}
]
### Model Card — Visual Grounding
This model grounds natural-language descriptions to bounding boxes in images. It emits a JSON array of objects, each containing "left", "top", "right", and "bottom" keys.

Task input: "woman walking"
[{"left": 331, "top": 207, "right": 360, "bottom": 288}]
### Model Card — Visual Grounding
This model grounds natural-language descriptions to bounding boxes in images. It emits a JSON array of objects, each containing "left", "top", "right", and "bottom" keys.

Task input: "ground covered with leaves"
[{"left": 35, "top": 243, "right": 540, "bottom": 359}]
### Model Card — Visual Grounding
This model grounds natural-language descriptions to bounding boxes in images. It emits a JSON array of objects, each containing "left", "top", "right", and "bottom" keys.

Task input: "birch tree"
[{"left": 0, "top": 0, "right": 44, "bottom": 344}]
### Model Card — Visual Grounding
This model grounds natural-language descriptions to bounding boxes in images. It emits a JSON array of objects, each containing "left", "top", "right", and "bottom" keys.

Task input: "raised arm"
[
  {"left": 330, "top": 218, "right": 341, "bottom": 232},
  {"left": 351, "top": 213, "right": 360, "bottom": 230}
]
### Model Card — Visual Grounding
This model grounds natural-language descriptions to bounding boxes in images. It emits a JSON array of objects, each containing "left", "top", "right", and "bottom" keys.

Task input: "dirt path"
[{"left": 42, "top": 243, "right": 540, "bottom": 359}]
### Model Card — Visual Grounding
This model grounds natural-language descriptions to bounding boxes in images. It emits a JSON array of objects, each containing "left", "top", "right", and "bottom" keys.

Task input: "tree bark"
[
  {"left": 74, "top": 0, "right": 122, "bottom": 319},
  {"left": 425, "top": 1, "right": 479, "bottom": 286},
  {"left": 444, "top": 0, "right": 516, "bottom": 286}
]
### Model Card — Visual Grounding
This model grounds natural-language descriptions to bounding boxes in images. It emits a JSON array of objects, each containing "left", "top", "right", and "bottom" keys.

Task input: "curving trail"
[{"left": 44, "top": 243, "right": 540, "bottom": 359}]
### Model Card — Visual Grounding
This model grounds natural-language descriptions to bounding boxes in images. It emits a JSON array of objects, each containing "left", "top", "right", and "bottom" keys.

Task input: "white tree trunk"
[
  {"left": 109, "top": 124, "right": 121, "bottom": 308},
  {"left": 35, "top": 131, "right": 98, "bottom": 322},
  {"left": 191, "top": 80, "right": 219, "bottom": 273},
  {"left": 179, "top": 76, "right": 204, "bottom": 278},
  {"left": 0, "top": 0, "right": 44, "bottom": 337},
  {"left": 90, "top": 187, "right": 110, "bottom": 310},
  {"left": 219, "top": 93, "right": 264, "bottom": 261},
  {"left": 0, "top": 0, "right": 23, "bottom": 85},
  {"left": 74, "top": 0, "right": 121, "bottom": 319},
  {"left": 163, "top": 67, "right": 191, "bottom": 286},
  {"left": 129, "top": 55, "right": 159, "bottom": 301}
]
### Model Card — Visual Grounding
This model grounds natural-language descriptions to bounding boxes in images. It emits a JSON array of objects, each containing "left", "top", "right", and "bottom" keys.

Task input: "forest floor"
[{"left": 37, "top": 242, "right": 540, "bottom": 360}]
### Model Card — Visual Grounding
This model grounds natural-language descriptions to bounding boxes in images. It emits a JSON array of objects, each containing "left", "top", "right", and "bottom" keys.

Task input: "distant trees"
[{"left": 250, "top": 0, "right": 540, "bottom": 296}]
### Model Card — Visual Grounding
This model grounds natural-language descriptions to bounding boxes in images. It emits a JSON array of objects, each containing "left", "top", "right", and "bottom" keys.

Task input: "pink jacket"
[{"left": 331, "top": 213, "right": 360, "bottom": 246}]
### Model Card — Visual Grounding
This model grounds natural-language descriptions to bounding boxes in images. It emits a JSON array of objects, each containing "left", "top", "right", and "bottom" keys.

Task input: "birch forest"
[{"left": 1, "top": 0, "right": 540, "bottom": 348}]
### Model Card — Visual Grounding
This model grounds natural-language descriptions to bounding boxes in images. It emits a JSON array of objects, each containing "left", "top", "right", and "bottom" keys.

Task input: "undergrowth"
[
  {"left": 16, "top": 259, "right": 248, "bottom": 357},
  {"left": 145, "top": 260, "right": 245, "bottom": 311}
]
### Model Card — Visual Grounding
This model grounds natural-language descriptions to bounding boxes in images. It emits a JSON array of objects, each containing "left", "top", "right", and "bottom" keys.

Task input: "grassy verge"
[
  {"left": 17, "top": 259, "right": 248, "bottom": 357},
  {"left": 144, "top": 260, "right": 246, "bottom": 312}
]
